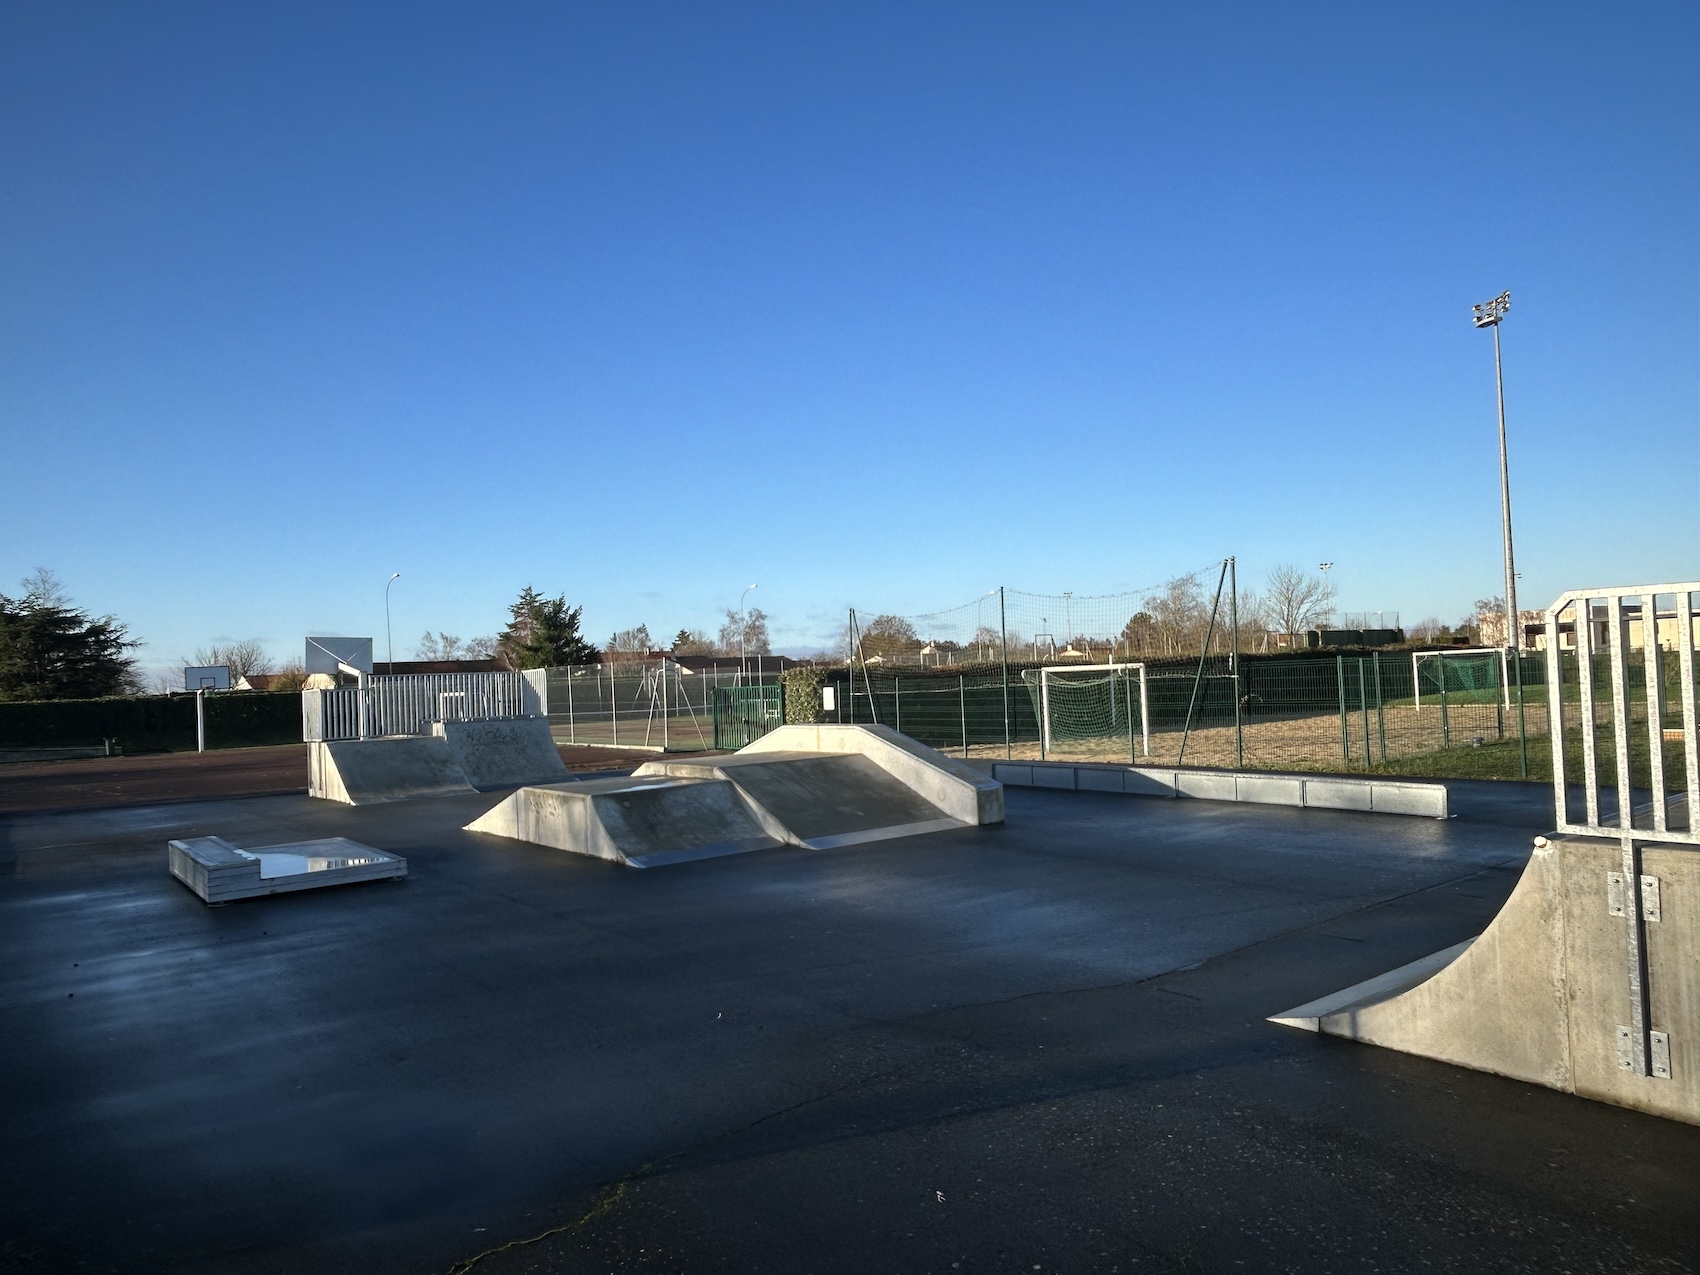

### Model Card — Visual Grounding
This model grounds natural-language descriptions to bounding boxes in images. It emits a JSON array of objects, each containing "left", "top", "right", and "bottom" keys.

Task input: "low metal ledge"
[{"left": 973, "top": 760, "right": 1448, "bottom": 819}]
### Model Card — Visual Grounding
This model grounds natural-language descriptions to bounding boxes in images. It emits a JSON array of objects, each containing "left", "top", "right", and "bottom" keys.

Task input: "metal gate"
[{"left": 712, "top": 685, "right": 784, "bottom": 750}]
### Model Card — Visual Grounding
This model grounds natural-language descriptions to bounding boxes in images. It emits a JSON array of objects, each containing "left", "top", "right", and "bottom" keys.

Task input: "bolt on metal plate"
[
  {"left": 1650, "top": 1031, "right": 1672, "bottom": 1081},
  {"left": 1616, "top": 1025, "right": 1635, "bottom": 1070},
  {"left": 1640, "top": 875, "right": 1661, "bottom": 922},
  {"left": 1607, "top": 872, "right": 1626, "bottom": 917}
]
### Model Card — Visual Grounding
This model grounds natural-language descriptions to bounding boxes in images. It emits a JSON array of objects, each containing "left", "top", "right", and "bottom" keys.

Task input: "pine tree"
[
  {"left": 0, "top": 572, "right": 139, "bottom": 700},
  {"left": 498, "top": 586, "right": 600, "bottom": 669}
]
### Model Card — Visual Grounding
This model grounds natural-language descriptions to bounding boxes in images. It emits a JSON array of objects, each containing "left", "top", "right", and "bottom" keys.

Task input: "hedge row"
[{"left": 0, "top": 691, "right": 303, "bottom": 752}]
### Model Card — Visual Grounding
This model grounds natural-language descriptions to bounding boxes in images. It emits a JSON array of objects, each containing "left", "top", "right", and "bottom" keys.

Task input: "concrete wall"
[
  {"left": 1273, "top": 833, "right": 1700, "bottom": 1126},
  {"left": 976, "top": 760, "right": 1447, "bottom": 819}
]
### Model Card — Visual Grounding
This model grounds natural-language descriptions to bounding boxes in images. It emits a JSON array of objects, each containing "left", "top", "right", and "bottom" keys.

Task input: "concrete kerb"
[{"left": 975, "top": 760, "right": 1447, "bottom": 819}]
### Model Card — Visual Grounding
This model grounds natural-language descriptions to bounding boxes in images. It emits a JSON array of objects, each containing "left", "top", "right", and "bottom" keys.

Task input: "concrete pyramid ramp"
[
  {"left": 634, "top": 752, "right": 966, "bottom": 849},
  {"left": 310, "top": 717, "right": 568, "bottom": 805},
  {"left": 1271, "top": 834, "right": 1700, "bottom": 1125},
  {"left": 465, "top": 777, "right": 784, "bottom": 868},
  {"left": 465, "top": 723, "right": 1002, "bottom": 869}
]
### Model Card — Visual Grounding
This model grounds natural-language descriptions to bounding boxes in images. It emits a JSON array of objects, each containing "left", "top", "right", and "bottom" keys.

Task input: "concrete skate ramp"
[
  {"left": 635, "top": 752, "right": 965, "bottom": 849},
  {"left": 737, "top": 723, "right": 1004, "bottom": 827},
  {"left": 465, "top": 777, "right": 784, "bottom": 868},
  {"left": 309, "top": 737, "right": 477, "bottom": 805},
  {"left": 433, "top": 716, "right": 569, "bottom": 789},
  {"left": 1271, "top": 834, "right": 1700, "bottom": 1125}
]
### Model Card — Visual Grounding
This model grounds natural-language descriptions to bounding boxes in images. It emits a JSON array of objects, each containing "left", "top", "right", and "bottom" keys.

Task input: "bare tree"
[
  {"left": 21, "top": 567, "right": 69, "bottom": 608},
  {"left": 417, "top": 632, "right": 497, "bottom": 661},
  {"left": 1143, "top": 575, "right": 1209, "bottom": 656},
  {"left": 417, "top": 632, "right": 467, "bottom": 659},
  {"left": 1408, "top": 617, "right": 1445, "bottom": 643},
  {"left": 717, "top": 608, "right": 771, "bottom": 657},
  {"left": 186, "top": 639, "right": 273, "bottom": 682},
  {"left": 851, "top": 614, "right": 919, "bottom": 663},
  {"left": 1263, "top": 565, "right": 1335, "bottom": 639}
]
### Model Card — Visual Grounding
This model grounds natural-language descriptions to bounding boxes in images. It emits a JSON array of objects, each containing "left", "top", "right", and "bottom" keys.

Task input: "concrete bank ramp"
[
  {"left": 309, "top": 736, "right": 477, "bottom": 805},
  {"left": 635, "top": 752, "right": 964, "bottom": 849},
  {"left": 738, "top": 723, "right": 1004, "bottom": 827},
  {"left": 467, "top": 723, "right": 1003, "bottom": 866},
  {"left": 465, "top": 777, "right": 783, "bottom": 868},
  {"left": 309, "top": 717, "right": 568, "bottom": 805},
  {"left": 1271, "top": 833, "right": 1700, "bottom": 1126},
  {"left": 433, "top": 716, "right": 569, "bottom": 788}
]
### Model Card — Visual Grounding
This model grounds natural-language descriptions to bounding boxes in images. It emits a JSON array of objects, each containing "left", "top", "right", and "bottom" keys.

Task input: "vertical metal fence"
[
  {"left": 302, "top": 671, "right": 534, "bottom": 742},
  {"left": 1541, "top": 583, "right": 1699, "bottom": 1081},
  {"left": 544, "top": 661, "right": 784, "bottom": 751},
  {"left": 813, "top": 651, "right": 1559, "bottom": 774}
]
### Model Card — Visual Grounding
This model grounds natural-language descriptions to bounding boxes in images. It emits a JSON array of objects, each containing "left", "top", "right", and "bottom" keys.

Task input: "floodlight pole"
[
  {"left": 384, "top": 573, "right": 401, "bottom": 675},
  {"left": 1473, "top": 291, "right": 1519, "bottom": 653},
  {"left": 739, "top": 583, "right": 758, "bottom": 684}
]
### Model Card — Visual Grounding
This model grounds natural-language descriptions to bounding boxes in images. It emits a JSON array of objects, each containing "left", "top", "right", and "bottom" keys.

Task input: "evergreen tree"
[
  {"left": 0, "top": 571, "right": 139, "bottom": 701},
  {"left": 498, "top": 585, "right": 600, "bottom": 669}
]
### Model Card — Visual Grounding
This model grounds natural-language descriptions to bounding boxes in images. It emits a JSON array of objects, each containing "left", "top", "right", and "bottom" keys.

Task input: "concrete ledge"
[
  {"left": 975, "top": 760, "right": 1448, "bottom": 819},
  {"left": 169, "top": 835, "right": 406, "bottom": 903}
]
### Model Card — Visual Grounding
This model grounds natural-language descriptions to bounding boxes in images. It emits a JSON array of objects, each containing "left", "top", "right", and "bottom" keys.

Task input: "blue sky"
[{"left": 2, "top": 2, "right": 1694, "bottom": 674}]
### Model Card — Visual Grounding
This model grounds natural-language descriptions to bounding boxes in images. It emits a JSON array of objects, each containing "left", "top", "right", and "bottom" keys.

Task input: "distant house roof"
[
  {"left": 374, "top": 659, "right": 506, "bottom": 675},
  {"left": 664, "top": 653, "right": 808, "bottom": 673}
]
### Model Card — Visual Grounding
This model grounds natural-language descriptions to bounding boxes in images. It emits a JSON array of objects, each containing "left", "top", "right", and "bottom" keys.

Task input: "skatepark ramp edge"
[{"left": 1272, "top": 581, "right": 1700, "bottom": 1125}]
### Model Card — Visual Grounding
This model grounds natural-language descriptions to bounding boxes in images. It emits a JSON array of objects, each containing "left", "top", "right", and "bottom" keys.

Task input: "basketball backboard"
[
  {"left": 184, "top": 665, "right": 231, "bottom": 691},
  {"left": 305, "top": 637, "right": 373, "bottom": 675}
]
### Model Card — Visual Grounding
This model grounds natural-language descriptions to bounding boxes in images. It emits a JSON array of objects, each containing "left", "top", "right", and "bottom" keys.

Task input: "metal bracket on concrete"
[
  {"left": 1641, "top": 875, "right": 1662, "bottom": 922},
  {"left": 1651, "top": 1031, "right": 1673, "bottom": 1080}
]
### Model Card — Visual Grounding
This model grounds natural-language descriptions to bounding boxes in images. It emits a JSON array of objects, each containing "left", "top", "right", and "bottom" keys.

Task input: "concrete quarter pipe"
[{"left": 1272, "top": 581, "right": 1700, "bottom": 1126}]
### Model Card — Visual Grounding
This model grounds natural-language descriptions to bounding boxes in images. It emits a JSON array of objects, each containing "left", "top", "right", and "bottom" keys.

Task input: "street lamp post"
[
  {"left": 384, "top": 573, "right": 401, "bottom": 674},
  {"left": 1318, "top": 563, "right": 1333, "bottom": 630},
  {"left": 1472, "top": 290, "right": 1519, "bottom": 651},
  {"left": 738, "top": 583, "right": 758, "bottom": 683}
]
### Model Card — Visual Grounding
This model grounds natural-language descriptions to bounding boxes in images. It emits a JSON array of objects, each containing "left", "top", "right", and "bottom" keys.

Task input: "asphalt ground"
[
  {"left": 0, "top": 744, "right": 678, "bottom": 816},
  {"left": 1, "top": 779, "right": 1697, "bottom": 1274}
]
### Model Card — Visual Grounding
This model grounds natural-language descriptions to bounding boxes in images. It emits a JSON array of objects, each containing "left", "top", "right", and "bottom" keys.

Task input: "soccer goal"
[
  {"left": 1022, "top": 663, "right": 1150, "bottom": 756},
  {"left": 1412, "top": 647, "right": 1511, "bottom": 710}
]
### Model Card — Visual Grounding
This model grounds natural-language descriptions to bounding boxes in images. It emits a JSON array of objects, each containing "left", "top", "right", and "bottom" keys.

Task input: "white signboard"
[
  {"left": 305, "top": 637, "right": 374, "bottom": 675},
  {"left": 184, "top": 665, "right": 231, "bottom": 691}
]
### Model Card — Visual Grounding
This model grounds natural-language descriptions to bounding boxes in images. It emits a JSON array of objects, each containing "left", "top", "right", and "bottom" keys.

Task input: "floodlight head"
[{"left": 1472, "top": 291, "right": 1511, "bottom": 328}]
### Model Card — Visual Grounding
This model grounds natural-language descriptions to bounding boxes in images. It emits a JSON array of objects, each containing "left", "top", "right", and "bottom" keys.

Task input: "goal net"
[
  {"left": 1020, "top": 663, "right": 1149, "bottom": 755},
  {"left": 1412, "top": 648, "right": 1510, "bottom": 709}
]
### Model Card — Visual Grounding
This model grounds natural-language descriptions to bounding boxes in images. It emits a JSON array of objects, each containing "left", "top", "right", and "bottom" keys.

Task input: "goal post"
[
  {"left": 1412, "top": 647, "right": 1510, "bottom": 710},
  {"left": 1029, "top": 662, "right": 1149, "bottom": 756}
]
